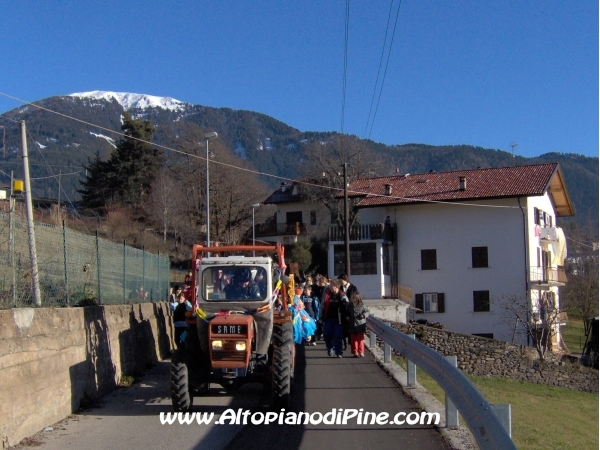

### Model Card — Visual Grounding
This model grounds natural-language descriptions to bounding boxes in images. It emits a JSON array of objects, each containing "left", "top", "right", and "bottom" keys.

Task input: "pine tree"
[{"left": 78, "top": 113, "right": 161, "bottom": 209}]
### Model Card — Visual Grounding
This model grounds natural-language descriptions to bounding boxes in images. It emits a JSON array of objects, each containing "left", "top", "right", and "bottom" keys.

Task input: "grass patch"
[
  {"left": 118, "top": 374, "right": 135, "bottom": 387},
  {"left": 562, "top": 315, "right": 587, "bottom": 354},
  {"left": 394, "top": 356, "right": 599, "bottom": 450}
]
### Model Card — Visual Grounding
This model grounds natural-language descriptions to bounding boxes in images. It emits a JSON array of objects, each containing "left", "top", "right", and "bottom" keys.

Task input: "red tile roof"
[{"left": 347, "top": 163, "right": 563, "bottom": 208}]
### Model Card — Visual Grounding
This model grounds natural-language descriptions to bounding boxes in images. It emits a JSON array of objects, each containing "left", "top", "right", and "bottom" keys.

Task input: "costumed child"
[
  {"left": 301, "top": 284, "right": 320, "bottom": 344},
  {"left": 291, "top": 287, "right": 317, "bottom": 345}
]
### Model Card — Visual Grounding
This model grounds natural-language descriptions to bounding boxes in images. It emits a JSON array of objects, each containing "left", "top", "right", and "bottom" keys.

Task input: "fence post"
[
  {"left": 123, "top": 240, "right": 126, "bottom": 304},
  {"left": 63, "top": 220, "right": 69, "bottom": 306},
  {"left": 96, "top": 231, "right": 101, "bottom": 305},
  {"left": 445, "top": 355, "right": 459, "bottom": 429},
  {"left": 407, "top": 334, "right": 417, "bottom": 386},
  {"left": 142, "top": 246, "right": 146, "bottom": 301}
]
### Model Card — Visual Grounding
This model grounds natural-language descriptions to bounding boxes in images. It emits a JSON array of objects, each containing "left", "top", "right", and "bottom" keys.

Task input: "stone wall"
[
  {"left": 386, "top": 321, "right": 598, "bottom": 394},
  {"left": 0, "top": 303, "right": 175, "bottom": 448}
]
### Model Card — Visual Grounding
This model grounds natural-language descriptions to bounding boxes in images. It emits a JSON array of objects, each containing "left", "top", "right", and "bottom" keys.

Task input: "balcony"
[
  {"left": 529, "top": 266, "right": 567, "bottom": 288},
  {"left": 255, "top": 222, "right": 307, "bottom": 237},
  {"left": 329, "top": 223, "right": 395, "bottom": 243},
  {"left": 539, "top": 226, "right": 560, "bottom": 243}
]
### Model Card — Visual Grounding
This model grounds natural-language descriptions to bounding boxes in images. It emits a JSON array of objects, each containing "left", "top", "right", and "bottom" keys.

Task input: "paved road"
[{"left": 17, "top": 343, "right": 448, "bottom": 450}]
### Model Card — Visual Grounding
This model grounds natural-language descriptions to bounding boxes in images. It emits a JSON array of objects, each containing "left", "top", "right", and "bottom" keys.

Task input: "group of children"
[{"left": 290, "top": 280, "right": 369, "bottom": 358}]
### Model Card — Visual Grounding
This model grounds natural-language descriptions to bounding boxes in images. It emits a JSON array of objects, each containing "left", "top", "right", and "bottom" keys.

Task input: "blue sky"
[{"left": 0, "top": 1, "right": 597, "bottom": 158}]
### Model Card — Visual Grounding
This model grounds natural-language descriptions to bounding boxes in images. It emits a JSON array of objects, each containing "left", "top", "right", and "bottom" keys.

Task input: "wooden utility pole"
[
  {"left": 20, "top": 121, "right": 42, "bottom": 306},
  {"left": 343, "top": 162, "right": 350, "bottom": 277}
]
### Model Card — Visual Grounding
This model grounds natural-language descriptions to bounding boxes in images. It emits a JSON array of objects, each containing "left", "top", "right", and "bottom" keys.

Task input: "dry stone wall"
[{"left": 385, "top": 321, "right": 598, "bottom": 394}]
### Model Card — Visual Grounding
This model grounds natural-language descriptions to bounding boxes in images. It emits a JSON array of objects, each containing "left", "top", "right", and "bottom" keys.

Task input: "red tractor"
[{"left": 170, "top": 244, "right": 295, "bottom": 411}]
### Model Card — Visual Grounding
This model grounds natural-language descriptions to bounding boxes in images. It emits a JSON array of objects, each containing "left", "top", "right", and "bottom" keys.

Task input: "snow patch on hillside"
[
  {"left": 70, "top": 91, "right": 187, "bottom": 112},
  {"left": 89, "top": 132, "right": 117, "bottom": 148}
]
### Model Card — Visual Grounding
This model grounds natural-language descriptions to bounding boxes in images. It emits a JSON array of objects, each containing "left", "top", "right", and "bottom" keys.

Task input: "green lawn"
[
  {"left": 562, "top": 314, "right": 588, "bottom": 354},
  {"left": 395, "top": 357, "right": 599, "bottom": 450}
]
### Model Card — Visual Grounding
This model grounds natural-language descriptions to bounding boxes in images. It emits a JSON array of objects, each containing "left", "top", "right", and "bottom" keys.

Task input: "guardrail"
[{"left": 366, "top": 316, "right": 516, "bottom": 450}]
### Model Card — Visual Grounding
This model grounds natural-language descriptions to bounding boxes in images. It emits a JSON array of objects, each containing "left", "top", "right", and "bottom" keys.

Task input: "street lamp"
[
  {"left": 252, "top": 203, "right": 260, "bottom": 256},
  {"left": 204, "top": 131, "right": 218, "bottom": 254}
]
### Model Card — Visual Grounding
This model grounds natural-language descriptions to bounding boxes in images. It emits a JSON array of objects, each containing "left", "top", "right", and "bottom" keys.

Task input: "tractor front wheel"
[
  {"left": 170, "top": 349, "right": 192, "bottom": 412},
  {"left": 271, "top": 321, "right": 293, "bottom": 408}
]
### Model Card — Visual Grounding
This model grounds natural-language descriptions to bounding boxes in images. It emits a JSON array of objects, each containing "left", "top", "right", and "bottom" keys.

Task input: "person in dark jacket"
[
  {"left": 338, "top": 274, "right": 357, "bottom": 350},
  {"left": 224, "top": 268, "right": 261, "bottom": 300},
  {"left": 172, "top": 292, "right": 192, "bottom": 349},
  {"left": 347, "top": 292, "right": 369, "bottom": 357},
  {"left": 319, "top": 279, "right": 348, "bottom": 357}
]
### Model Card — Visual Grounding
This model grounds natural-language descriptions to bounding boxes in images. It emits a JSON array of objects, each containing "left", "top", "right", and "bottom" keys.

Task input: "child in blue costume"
[{"left": 291, "top": 288, "right": 317, "bottom": 345}]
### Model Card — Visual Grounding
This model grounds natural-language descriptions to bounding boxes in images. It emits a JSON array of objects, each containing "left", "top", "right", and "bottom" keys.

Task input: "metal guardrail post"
[
  {"left": 369, "top": 330, "right": 377, "bottom": 347},
  {"left": 407, "top": 334, "right": 417, "bottom": 386},
  {"left": 384, "top": 342, "right": 392, "bottom": 363},
  {"left": 491, "top": 404, "right": 512, "bottom": 437},
  {"left": 63, "top": 220, "right": 69, "bottom": 306},
  {"left": 366, "top": 316, "right": 516, "bottom": 450},
  {"left": 445, "top": 355, "right": 459, "bottom": 429}
]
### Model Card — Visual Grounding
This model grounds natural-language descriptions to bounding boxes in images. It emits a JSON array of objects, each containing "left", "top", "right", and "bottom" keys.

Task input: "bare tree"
[
  {"left": 299, "top": 134, "right": 386, "bottom": 226},
  {"left": 497, "top": 294, "right": 564, "bottom": 361},
  {"left": 166, "top": 123, "right": 269, "bottom": 247},
  {"left": 562, "top": 255, "right": 599, "bottom": 336},
  {"left": 144, "top": 169, "right": 184, "bottom": 243}
]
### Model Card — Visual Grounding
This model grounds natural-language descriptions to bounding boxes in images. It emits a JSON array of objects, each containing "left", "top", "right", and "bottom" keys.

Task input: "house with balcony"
[
  {"left": 329, "top": 163, "right": 574, "bottom": 346},
  {"left": 256, "top": 182, "right": 330, "bottom": 245}
]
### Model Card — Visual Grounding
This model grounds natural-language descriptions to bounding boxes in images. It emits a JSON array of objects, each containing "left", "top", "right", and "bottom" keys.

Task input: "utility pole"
[
  {"left": 343, "top": 163, "right": 350, "bottom": 277},
  {"left": 57, "top": 168, "right": 61, "bottom": 211},
  {"left": 20, "top": 121, "right": 42, "bottom": 306},
  {"left": 9, "top": 170, "right": 16, "bottom": 306}
]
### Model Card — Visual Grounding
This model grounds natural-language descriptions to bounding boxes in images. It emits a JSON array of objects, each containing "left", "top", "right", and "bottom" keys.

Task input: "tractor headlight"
[
  {"left": 211, "top": 340, "right": 223, "bottom": 351},
  {"left": 235, "top": 341, "right": 246, "bottom": 351}
]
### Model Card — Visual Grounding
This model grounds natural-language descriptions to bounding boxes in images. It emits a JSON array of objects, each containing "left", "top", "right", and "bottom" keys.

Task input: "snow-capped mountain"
[{"left": 69, "top": 91, "right": 187, "bottom": 112}]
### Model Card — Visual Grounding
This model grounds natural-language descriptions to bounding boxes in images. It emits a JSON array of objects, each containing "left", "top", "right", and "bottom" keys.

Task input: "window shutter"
[
  {"left": 437, "top": 293, "right": 445, "bottom": 313},
  {"left": 415, "top": 294, "right": 424, "bottom": 314},
  {"left": 534, "top": 207, "right": 539, "bottom": 225}
]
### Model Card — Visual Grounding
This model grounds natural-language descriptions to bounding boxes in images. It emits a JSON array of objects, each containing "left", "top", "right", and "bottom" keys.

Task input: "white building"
[
  {"left": 256, "top": 182, "right": 330, "bottom": 245},
  {"left": 328, "top": 163, "right": 574, "bottom": 346}
]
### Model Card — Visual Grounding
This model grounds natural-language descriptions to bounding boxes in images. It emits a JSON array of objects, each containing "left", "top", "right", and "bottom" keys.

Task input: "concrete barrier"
[{"left": 0, "top": 303, "right": 175, "bottom": 448}]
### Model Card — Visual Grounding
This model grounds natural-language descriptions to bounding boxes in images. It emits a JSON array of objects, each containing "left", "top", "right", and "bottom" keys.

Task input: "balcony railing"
[
  {"left": 329, "top": 223, "right": 395, "bottom": 242},
  {"left": 255, "top": 222, "right": 307, "bottom": 237},
  {"left": 529, "top": 266, "right": 567, "bottom": 286}
]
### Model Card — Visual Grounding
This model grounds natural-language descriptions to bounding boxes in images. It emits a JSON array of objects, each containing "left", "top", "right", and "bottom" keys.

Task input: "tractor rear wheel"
[
  {"left": 271, "top": 321, "right": 293, "bottom": 408},
  {"left": 170, "top": 349, "right": 192, "bottom": 412}
]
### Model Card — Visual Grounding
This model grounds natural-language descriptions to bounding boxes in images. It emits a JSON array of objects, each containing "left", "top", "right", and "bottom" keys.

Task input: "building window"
[
  {"left": 310, "top": 210, "right": 317, "bottom": 225},
  {"left": 286, "top": 211, "right": 302, "bottom": 224},
  {"left": 421, "top": 249, "right": 437, "bottom": 270},
  {"left": 472, "top": 333, "right": 493, "bottom": 339},
  {"left": 472, "top": 246, "right": 489, "bottom": 268},
  {"left": 334, "top": 243, "right": 377, "bottom": 275},
  {"left": 415, "top": 293, "right": 445, "bottom": 313},
  {"left": 473, "top": 290, "right": 490, "bottom": 312}
]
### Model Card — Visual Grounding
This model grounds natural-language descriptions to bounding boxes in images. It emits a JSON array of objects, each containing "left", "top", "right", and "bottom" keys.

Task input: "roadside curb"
[{"left": 367, "top": 343, "right": 478, "bottom": 450}]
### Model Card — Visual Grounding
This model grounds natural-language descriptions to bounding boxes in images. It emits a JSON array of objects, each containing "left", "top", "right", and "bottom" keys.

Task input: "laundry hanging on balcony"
[{"left": 551, "top": 227, "right": 567, "bottom": 266}]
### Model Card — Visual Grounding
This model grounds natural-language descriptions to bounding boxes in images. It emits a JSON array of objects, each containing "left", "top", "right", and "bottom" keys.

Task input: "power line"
[
  {"left": 364, "top": 0, "right": 395, "bottom": 138},
  {"left": 340, "top": 0, "right": 350, "bottom": 134},
  {"left": 368, "top": 0, "right": 402, "bottom": 139},
  {"left": 0, "top": 90, "right": 521, "bottom": 209}
]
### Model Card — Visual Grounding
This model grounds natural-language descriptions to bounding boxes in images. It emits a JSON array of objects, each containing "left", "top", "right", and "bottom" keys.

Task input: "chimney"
[
  {"left": 385, "top": 184, "right": 392, "bottom": 196},
  {"left": 459, "top": 176, "right": 467, "bottom": 191}
]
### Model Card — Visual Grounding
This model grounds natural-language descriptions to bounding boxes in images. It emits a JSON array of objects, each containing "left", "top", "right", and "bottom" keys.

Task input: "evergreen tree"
[
  {"left": 78, "top": 152, "right": 116, "bottom": 209},
  {"left": 78, "top": 113, "right": 160, "bottom": 209}
]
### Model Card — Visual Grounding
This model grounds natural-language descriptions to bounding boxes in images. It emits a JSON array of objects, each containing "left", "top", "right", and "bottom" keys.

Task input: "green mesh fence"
[{"left": 0, "top": 212, "right": 170, "bottom": 309}]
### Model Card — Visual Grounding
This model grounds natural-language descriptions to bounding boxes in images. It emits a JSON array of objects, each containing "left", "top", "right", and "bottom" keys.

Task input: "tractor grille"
[{"left": 212, "top": 341, "right": 247, "bottom": 362}]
